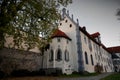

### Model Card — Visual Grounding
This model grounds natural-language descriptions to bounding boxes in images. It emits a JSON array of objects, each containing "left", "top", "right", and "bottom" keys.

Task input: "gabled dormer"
[{"left": 91, "top": 32, "right": 101, "bottom": 43}]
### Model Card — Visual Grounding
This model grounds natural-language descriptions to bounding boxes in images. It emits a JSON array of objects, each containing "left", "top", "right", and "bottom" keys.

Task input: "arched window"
[
  {"left": 49, "top": 49, "right": 53, "bottom": 61},
  {"left": 90, "top": 54, "right": 94, "bottom": 65},
  {"left": 65, "top": 50, "right": 69, "bottom": 61},
  {"left": 85, "top": 52, "right": 88, "bottom": 64},
  {"left": 56, "top": 48, "right": 62, "bottom": 61}
]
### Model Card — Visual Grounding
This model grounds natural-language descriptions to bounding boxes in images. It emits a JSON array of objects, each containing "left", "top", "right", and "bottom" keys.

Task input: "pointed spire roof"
[{"left": 51, "top": 29, "right": 71, "bottom": 40}]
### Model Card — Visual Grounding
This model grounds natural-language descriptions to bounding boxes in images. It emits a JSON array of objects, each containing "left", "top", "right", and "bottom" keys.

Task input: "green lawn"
[{"left": 101, "top": 73, "right": 120, "bottom": 80}]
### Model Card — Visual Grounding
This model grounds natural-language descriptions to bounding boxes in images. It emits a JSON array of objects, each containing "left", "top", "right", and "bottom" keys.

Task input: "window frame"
[
  {"left": 56, "top": 48, "right": 62, "bottom": 61},
  {"left": 90, "top": 54, "right": 94, "bottom": 65},
  {"left": 49, "top": 49, "right": 54, "bottom": 61},
  {"left": 65, "top": 50, "right": 69, "bottom": 62},
  {"left": 85, "top": 52, "right": 89, "bottom": 64}
]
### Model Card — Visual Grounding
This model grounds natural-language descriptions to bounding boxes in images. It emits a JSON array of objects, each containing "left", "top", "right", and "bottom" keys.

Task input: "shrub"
[
  {"left": 94, "top": 64, "right": 103, "bottom": 73},
  {"left": 72, "top": 71, "right": 79, "bottom": 74},
  {"left": 44, "top": 68, "right": 62, "bottom": 76},
  {"left": 11, "top": 69, "right": 31, "bottom": 77},
  {"left": 0, "top": 71, "right": 5, "bottom": 78}
]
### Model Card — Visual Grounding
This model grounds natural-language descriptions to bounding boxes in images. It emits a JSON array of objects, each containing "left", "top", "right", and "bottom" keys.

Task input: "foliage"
[
  {"left": 0, "top": 70, "right": 5, "bottom": 78},
  {"left": 11, "top": 69, "right": 31, "bottom": 77},
  {"left": 0, "top": 0, "right": 72, "bottom": 50},
  {"left": 117, "top": 9, "right": 120, "bottom": 20},
  {"left": 101, "top": 73, "right": 120, "bottom": 80}
]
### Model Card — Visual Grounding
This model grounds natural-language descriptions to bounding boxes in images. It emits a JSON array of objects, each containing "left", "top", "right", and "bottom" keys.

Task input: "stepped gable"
[
  {"left": 91, "top": 32, "right": 100, "bottom": 38},
  {"left": 107, "top": 46, "right": 120, "bottom": 53},
  {"left": 51, "top": 29, "right": 71, "bottom": 40}
]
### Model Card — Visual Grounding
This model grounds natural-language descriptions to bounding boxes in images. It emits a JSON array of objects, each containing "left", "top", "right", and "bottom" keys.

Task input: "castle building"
[{"left": 46, "top": 8, "right": 114, "bottom": 74}]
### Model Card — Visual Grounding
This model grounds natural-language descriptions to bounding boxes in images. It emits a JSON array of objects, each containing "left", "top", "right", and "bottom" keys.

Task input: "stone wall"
[{"left": 0, "top": 48, "right": 42, "bottom": 74}]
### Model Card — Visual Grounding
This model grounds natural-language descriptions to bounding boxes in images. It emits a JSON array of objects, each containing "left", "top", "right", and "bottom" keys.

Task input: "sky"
[{"left": 65, "top": 0, "right": 120, "bottom": 47}]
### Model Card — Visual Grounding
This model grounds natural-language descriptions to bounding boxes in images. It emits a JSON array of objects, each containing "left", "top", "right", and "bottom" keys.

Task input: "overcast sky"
[{"left": 65, "top": 0, "right": 120, "bottom": 47}]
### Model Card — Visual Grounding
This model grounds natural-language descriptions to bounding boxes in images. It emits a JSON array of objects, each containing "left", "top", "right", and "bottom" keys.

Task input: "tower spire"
[{"left": 62, "top": 8, "right": 66, "bottom": 19}]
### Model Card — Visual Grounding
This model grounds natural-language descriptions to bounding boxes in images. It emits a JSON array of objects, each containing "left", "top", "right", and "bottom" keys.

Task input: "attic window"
[
  {"left": 57, "top": 38, "right": 61, "bottom": 42},
  {"left": 60, "top": 23, "right": 62, "bottom": 26},
  {"left": 70, "top": 24, "right": 72, "bottom": 27},
  {"left": 65, "top": 20, "right": 68, "bottom": 23}
]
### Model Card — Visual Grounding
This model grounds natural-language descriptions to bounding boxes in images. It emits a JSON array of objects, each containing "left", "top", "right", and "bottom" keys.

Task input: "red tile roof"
[
  {"left": 51, "top": 29, "right": 71, "bottom": 40},
  {"left": 107, "top": 46, "right": 120, "bottom": 53},
  {"left": 91, "top": 32, "right": 100, "bottom": 38}
]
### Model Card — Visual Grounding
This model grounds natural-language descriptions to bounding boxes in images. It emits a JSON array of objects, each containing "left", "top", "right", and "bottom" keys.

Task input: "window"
[
  {"left": 60, "top": 23, "right": 62, "bottom": 26},
  {"left": 65, "top": 20, "right": 68, "bottom": 23},
  {"left": 90, "top": 55, "right": 94, "bottom": 65},
  {"left": 66, "top": 40, "right": 69, "bottom": 44},
  {"left": 57, "top": 38, "right": 61, "bottom": 42},
  {"left": 84, "top": 35, "right": 87, "bottom": 43},
  {"left": 85, "top": 52, "right": 88, "bottom": 64},
  {"left": 49, "top": 49, "right": 53, "bottom": 61},
  {"left": 70, "top": 24, "right": 72, "bottom": 27},
  {"left": 65, "top": 50, "right": 69, "bottom": 61},
  {"left": 56, "top": 48, "right": 62, "bottom": 61},
  {"left": 95, "top": 53, "right": 97, "bottom": 59},
  {"left": 88, "top": 39, "right": 92, "bottom": 51}
]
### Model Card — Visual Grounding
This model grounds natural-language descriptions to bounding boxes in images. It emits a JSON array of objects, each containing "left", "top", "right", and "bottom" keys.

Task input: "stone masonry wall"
[{"left": 0, "top": 48, "right": 42, "bottom": 74}]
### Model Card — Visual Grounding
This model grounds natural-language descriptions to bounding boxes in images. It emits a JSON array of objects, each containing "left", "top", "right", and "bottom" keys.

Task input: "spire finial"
[
  {"left": 72, "top": 14, "right": 73, "bottom": 20},
  {"left": 67, "top": 10, "right": 69, "bottom": 15},
  {"left": 62, "top": 8, "right": 66, "bottom": 14},
  {"left": 62, "top": 8, "right": 66, "bottom": 19},
  {"left": 77, "top": 18, "right": 79, "bottom": 26}
]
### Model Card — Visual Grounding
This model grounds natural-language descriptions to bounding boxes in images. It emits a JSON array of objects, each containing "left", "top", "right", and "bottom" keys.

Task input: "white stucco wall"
[
  {"left": 58, "top": 15, "right": 79, "bottom": 72},
  {"left": 80, "top": 32, "right": 95, "bottom": 72},
  {"left": 80, "top": 31, "right": 114, "bottom": 73},
  {"left": 48, "top": 37, "right": 73, "bottom": 74}
]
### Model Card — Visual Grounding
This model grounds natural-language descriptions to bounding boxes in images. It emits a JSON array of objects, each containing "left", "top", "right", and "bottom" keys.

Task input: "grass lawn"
[{"left": 101, "top": 73, "right": 120, "bottom": 80}]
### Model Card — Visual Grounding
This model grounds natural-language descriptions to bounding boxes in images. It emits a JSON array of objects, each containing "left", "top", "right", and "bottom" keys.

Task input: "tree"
[
  {"left": 0, "top": 0, "right": 72, "bottom": 50},
  {"left": 117, "top": 9, "right": 120, "bottom": 20}
]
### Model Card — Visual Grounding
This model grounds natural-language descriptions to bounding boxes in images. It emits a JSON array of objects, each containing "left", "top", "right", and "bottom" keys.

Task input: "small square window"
[
  {"left": 60, "top": 23, "right": 62, "bottom": 26},
  {"left": 67, "top": 40, "right": 69, "bottom": 44},
  {"left": 70, "top": 24, "right": 72, "bottom": 27},
  {"left": 65, "top": 20, "right": 68, "bottom": 23}
]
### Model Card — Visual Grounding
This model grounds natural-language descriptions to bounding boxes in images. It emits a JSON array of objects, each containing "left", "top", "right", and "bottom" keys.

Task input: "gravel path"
[{"left": 57, "top": 73, "right": 113, "bottom": 80}]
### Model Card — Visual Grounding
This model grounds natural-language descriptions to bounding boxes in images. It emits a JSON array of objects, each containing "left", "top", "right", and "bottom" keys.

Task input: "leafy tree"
[
  {"left": 117, "top": 9, "right": 120, "bottom": 20},
  {"left": 0, "top": 0, "right": 72, "bottom": 50}
]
